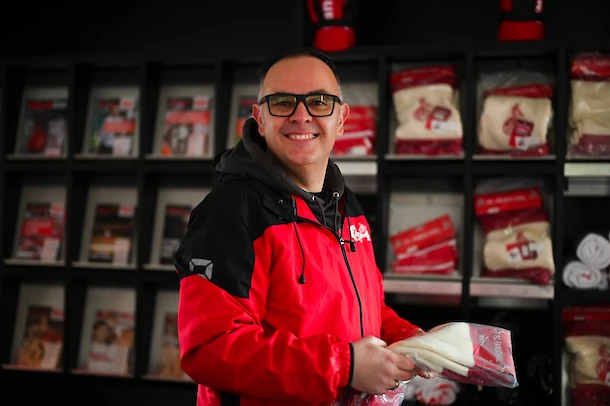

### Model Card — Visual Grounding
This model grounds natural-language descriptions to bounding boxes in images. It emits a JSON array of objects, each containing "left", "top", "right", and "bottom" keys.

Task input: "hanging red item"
[
  {"left": 498, "top": 0, "right": 544, "bottom": 41},
  {"left": 307, "top": 0, "right": 359, "bottom": 53}
]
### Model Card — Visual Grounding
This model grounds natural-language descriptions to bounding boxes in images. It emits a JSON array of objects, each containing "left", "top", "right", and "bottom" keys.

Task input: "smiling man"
[{"left": 174, "top": 47, "right": 425, "bottom": 406}]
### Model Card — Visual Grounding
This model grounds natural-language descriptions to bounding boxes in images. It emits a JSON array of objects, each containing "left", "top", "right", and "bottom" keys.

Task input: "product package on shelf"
[
  {"left": 15, "top": 202, "right": 65, "bottom": 262},
  {"left": 563, "top": 305, "right": 610, "bottom": 406},
  {"left": 568, "top": 53, "right": 610, "bottom": 157},
  {"left": 389, "top": 214, "right": 459, "bottom": 276},
  {"left": 160, "top": 96, "right": 212, "bottom": 157},
  {"left": 16, "top": 305, "right": 64, "bottom": 370},
  {"left": 18, "top": 98, "right": 67, "bottom": 156},
  {"left": 334, "top": 322, "right": 517, "bottom": 406},
  {"left": 563, "top": 232, "right": 610, "bottom": 290},
  {"left": 474, "top": 181, "right": 555, "bottom": 285},
  {"left": 88, "top": 97, "right": 138, "bottom": 156},
  {"left": 86, "top": 309, "right": 134, "bottom": 375},
  {"left": 332, "top": 105, "right": 377, "bottom": 157},
  {"left": 390, "top": 65, "right": 463, "bottom": 156},
  {"left": 477, "top": 71, "right": 554, "bottom": 156}
]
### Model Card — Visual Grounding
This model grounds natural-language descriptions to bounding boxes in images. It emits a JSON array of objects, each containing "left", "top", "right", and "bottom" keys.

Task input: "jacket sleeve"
[
  {"left": 174, "top": 192, "right": 353, "bottom": 403},
  {"left": 377, "top": 268, "right": 424, "bottom": 344}
]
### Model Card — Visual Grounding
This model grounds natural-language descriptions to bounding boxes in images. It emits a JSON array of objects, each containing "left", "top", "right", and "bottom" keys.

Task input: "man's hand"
[{"left": 350, "top": 336, "right": 417, "bottom": 395}]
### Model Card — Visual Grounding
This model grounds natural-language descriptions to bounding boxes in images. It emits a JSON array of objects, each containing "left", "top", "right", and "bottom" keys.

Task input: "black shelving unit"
[{"left": 1, "top": 38, "right": 610, "bottom": 406}]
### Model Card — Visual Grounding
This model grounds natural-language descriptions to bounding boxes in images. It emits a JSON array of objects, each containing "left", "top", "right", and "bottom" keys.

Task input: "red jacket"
[{"left": 174, "top": 119, "right": 421, "bottom": 406}]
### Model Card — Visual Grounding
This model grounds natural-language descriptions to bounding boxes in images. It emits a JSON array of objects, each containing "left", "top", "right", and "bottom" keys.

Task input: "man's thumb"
[{"left": 366, "top": 336, "right": 388, "bottom": 347}]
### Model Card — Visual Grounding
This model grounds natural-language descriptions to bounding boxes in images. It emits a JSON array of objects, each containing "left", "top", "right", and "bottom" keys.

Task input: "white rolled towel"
[
  {"left": 576, "top": 233, "right": 610, "bottom": 270},
  {"left": 563, "top": 260, "right": 609, "bottom": 290}
]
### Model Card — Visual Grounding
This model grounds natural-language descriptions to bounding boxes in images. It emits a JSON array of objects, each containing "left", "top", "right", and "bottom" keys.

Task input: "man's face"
[{"left": 253, "top": 56, "right": 350, "bottom": 170}]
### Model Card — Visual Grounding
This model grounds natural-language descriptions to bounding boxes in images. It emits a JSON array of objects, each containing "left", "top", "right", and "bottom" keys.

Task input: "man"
[{"left": 174, "top": 47, "right": 426, "bottom": 406}]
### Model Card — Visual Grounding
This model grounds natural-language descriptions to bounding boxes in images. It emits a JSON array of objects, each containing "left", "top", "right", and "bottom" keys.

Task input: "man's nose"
[{"left": 290, "top": 101, "right": 312, "bottom": 123}]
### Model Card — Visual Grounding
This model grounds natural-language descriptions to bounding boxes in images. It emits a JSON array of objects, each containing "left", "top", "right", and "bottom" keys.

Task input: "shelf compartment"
[
  {"left": 383, "top": 273, "right": 463, "bottom": 296},
  {"left": 470, "top": 277, "right": 554, "bottom": 299}
]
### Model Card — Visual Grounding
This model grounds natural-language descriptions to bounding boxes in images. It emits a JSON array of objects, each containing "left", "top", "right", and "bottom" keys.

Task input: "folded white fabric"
[
  {"left": 404, "top": 376, "right": 460, "bottom": 406},
  {"left": 388, "top": 322, "right": 518, "bottom": 388},
  {"left": 563, "top": 260, "right": 609, "bottom": 290},
  {"left": 576, "top": 233, "right": 610, "bottom": 270}
]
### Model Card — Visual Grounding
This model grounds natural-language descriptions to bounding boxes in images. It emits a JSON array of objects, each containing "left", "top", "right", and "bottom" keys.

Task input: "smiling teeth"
[{"left": 288, "top": 134, "right": 316, "bottom": 140}]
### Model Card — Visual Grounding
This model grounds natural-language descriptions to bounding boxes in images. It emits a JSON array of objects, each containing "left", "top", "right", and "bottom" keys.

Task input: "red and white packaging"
[
  {"left": 568, "top": 53, "right": 610, "bottom": 157},
  {"left": 332, "top": 106, "right": 376, "bottom": 156},
  {"left": 563, "top": 306, "right": 610, "bottom": 406},
  {"left": 390, "top": 65, "right": 463, "bottom": 156},
  {"left": 389, "top": 214, "right": 458, "bottom": 276},
  {"left": 474, "top": 186, "right": 555, "bottom": 285},
  {"left": 477, "top": 71, "right": 554, "bottom": 156}
]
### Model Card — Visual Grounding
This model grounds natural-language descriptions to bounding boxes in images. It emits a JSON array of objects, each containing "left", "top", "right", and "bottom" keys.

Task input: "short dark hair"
[{"left": 257, "top": 46, "right": 342, "bottom": 99}]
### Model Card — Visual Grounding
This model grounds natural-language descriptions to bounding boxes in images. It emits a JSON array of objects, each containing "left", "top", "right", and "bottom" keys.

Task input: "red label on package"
[
  {"left": 390, "top": 65, "right": 457, "bottom": 92},
  {"left": 474, "top": 188, "right": 542, "bottom": 216},
  {"left": 597, "top": 346, "right": 610, "bottom": 385},
  {"left": 390, "top": 214, "right": 455, "bottom": 258},
  {"left": 485, "top": 84, "right": 553, "bottom": 99},
  {"left": 572, "top": 55, "right": 610, "bottom": 79}
]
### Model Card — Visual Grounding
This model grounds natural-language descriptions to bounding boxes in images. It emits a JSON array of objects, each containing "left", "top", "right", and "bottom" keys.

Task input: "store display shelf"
[
  {"left": 472, "top": 158, "right": 558, "bottom": 175},
  {"left": 332, "top": 157, "right": 377, "bottom": 176},
  {"left": 6, "top": 154, "right": 67, "bottom": 161},
  {"left": 142, "top": 263, "right": 175, "bottom": 272},
  {"left": 4, "top": 159, "right": 68, "bottom": 173},
  {"left": 1, "top": 364, "right": 63, "bottom": 373},
  {"left": 143, "top": 158, "right": 215, "bottom": 175},
  {"left": 72, "top": 261, "right": 137, "bottom": 271},
  {"left": 383, "top": 273, "right": 463, "bottom": 296},
  {"left": 470, "top": 277, "right": 554, "bottom": 300},
  {"left": 71, "top": 369, "right": 134, "bottom": 379},
  {"left": 140, "top": 374, "right": 194, "bottom": 385},
  {"left": 383, "top": 158, "right": 465, "bottom": 176},
  {"left": 3, "top": 258, "right": 65, "bottom": 267},
  {"left": 560, "top": 288, "right": 610, "bottom": 306},
  {"left": 564, "top": 162, "right": 610, "bottom": 177},
  {"left": 72, "top": 158, "right": 140, "bottom": 174},
  {"left": 0, "top": 263, "right": 68, "bottom": 280}
]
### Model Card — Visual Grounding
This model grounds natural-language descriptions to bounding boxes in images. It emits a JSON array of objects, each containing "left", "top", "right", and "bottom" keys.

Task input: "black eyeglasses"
[{"left": 258, "top": 93, "right": 342, "bottom": 117}]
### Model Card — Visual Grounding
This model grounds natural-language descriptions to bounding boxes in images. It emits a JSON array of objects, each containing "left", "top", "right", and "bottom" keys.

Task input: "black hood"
[{"left": 214, "top": 118, "right": 346, "bottom": 233}]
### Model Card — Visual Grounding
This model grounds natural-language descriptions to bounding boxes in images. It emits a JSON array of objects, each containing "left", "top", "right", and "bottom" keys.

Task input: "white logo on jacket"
[{"left": 350, "top": 223, "right": 371, "bottom": 243}]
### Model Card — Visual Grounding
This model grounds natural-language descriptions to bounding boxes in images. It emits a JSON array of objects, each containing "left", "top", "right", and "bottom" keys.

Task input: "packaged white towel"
[
  {"left": 576, "top": 233, "right": 610, "bottom": 270},
  {"left": 388, "top": 322, "right": 518, "bottom": 388},
  {"left": 563, "top": 260, "right": 609, "bottom": 290}
]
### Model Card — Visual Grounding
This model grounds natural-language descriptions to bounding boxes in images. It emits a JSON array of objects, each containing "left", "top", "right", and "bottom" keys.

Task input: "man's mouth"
[{"left": 284, "top": 133, "right": 318, "bottom": 140}]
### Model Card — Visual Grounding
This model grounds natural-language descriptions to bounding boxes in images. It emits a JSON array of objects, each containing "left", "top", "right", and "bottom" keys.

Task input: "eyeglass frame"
[{"left": 258, "top": 92, "right": 343, "bottom": 117}]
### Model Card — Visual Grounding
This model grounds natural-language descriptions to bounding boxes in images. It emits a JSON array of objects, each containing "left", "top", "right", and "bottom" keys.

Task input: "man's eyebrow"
[{"left": 306, "top": 89, "right": 331, "bottom": 95}]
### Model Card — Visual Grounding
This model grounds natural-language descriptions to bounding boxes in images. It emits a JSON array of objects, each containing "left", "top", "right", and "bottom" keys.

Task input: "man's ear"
[
  {"left": 336, "top": 102, "right": 350, "bottom": 138},
  {"left": 252, "top": 104, "right": 265, "bottom": 136}
]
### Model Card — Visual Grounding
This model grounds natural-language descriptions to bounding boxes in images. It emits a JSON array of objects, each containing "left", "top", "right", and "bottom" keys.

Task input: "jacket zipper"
[{"left": 291, "top": 199, "right": 365, "bottom": 338}]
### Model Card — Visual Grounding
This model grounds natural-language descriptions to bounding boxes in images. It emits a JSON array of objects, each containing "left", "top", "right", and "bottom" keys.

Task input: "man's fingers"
[
  {"left": 415, "top": 366, "right": 434, "bottom": 379},
  {"left": 396, "top": 369, "right": 416, "bottom": 382},
  {"left": 394, "top": 353, "right": 416, "bottom": 371}
]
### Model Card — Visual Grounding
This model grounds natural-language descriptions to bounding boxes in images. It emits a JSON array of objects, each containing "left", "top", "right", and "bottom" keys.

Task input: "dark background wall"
[{"left": 1, "top": 0, "right": 609, "bottom": 59}]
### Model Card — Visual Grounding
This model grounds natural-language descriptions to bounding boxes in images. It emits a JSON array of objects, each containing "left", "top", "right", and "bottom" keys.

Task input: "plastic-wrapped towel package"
[
  {"left": 569, "top": 53, "right": 610, "bottom": 157},
  {"left": 334, "top": 322, "right": 518, "bottom": 406}
]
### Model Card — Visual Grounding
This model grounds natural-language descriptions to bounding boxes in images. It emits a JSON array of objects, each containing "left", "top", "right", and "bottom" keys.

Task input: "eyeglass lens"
[{"left": 268, "top": 94, "right": 335, "bottom": 117}]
